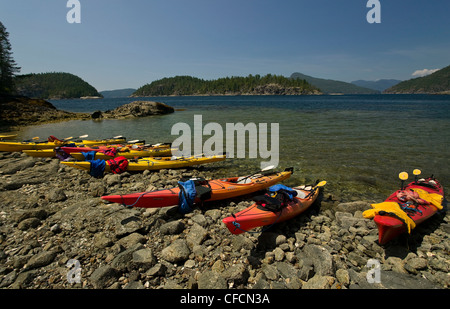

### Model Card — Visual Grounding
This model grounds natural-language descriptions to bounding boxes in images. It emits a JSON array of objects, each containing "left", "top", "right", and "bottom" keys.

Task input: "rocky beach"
[{"left": 0, "top": 152, "right": 448, "bottom": 290}]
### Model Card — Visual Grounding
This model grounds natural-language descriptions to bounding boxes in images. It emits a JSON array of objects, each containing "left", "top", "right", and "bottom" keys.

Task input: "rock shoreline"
[
  {"left": 0, "top": 95, "right": 90, "bottom": 129},
  {"left": 0, "top": 153, "right": 448, "bottom": 289},
  {"left": 0, "top": 96, "right": 174, "bottom": 130}
]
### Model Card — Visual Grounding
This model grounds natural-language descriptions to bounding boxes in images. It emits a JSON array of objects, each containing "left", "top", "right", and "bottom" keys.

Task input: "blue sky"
[{"left": 1, "top": 0, "right": 449, "bottom": 91}]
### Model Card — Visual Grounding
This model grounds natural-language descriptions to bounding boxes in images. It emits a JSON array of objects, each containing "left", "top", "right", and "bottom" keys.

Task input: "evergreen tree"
[{"left": 0, "top": 21, "right": 20, "bottom": 95}]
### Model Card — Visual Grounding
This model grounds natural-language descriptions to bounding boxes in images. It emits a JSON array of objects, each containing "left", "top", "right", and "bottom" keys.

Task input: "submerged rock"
[{"left": 99, "top": 101, "right": 175, "bottom": 119}]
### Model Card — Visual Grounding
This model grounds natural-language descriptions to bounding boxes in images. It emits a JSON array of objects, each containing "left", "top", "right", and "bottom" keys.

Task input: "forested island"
[
  {"left": 14, "top": 72, "right": 102, "bottom": 99},
  {"left": 132, "top": 74, "right": 321, "bottom": 97},
  {"left": 384, "top": 65, "right": 450, "bottom": 94}
]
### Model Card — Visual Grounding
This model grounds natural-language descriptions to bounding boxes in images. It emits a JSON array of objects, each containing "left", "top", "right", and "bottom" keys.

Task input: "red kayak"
[
  {"left": 364, "top": 175, "right": 444, "bottom": 245},
  {"left": 101, "top": 168, "right": 293, "bottom": 208},
  {"left": 60, "top": 145, "right": 123, "bottom": 154}
]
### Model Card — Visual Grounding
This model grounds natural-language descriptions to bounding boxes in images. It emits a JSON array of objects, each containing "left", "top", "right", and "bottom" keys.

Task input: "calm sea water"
[{"left": 16, "top": 94, "right": 450, "bottom": 202}]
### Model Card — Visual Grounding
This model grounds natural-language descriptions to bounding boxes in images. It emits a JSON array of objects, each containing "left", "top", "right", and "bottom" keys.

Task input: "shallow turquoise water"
[{"left": 16, "top": 94, "right": 450, "bottom": 202}]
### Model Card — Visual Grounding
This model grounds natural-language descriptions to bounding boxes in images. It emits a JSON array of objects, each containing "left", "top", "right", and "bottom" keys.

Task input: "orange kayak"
[
  {"left": 223, "top": 181, "right": 324, "bottom": 234},
  {"left": 101, "top": 168, "right": 293, "bottom": 208}
]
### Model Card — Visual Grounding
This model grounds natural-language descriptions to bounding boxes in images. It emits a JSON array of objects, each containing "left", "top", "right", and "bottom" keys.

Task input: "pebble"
[{"left": 0, "top": 154, "right": 449, "bottom": 290}]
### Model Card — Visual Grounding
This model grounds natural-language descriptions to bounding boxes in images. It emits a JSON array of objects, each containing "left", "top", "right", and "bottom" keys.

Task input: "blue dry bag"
[
  {"left": 178, "top": 180, "right": 197, "bottom": 214},
  {"left": 267, "top": 184, "right": 298, "bottom": 199},
  {"left": 83, "top": 151, "right": 97, "bottom": 161},
  {"left": 89, "top": 159, "right": 106, "bottom": 178}
]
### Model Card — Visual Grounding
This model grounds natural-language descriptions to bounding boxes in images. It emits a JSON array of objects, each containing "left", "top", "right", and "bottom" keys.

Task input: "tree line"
[
  {"left": 133, "top": 74, "right": 319, "bottom": 96},
  {"left": 0, "top": 21, "right": 20, "bottom": 95},
  {"left": 14, "top": 72, "right": 102, "bottom": 99}
]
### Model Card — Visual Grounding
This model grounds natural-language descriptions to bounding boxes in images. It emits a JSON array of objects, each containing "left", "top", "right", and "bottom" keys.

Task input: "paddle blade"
[
  {"left": 261, "top": 165, "right": 275, "bottom": 172},
  {"left": 316, "top": 180, "right": 327, "bottom": 187},
  {"left": 399, "top": 172, "right": 409, "bottom": 181},
  {"left": 413, "top": 169, "right": 421, "bottom": 176}
]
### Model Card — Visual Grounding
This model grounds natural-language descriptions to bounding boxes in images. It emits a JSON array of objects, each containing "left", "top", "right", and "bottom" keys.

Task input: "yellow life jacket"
[
  {"left": 411, "top": 188, "right": 443, "bottom": 210},
  {"left": 363, "top": 202, "right": 416, "bottom": 234}
]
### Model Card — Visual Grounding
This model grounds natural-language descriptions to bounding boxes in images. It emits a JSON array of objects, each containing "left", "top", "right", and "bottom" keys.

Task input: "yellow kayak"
[
  {"left": 0, "top": 136, "right": 126, "bottom": 152},
  {"left": 22, "top": 149, "right": 60, "bottom": 157},
  {"left": 69, "top": 147, "right": 175, "bottom": 160},
  {"left": 60, "top": 154, "right": 226, "bottom": 172},
  {"left": 22, "top": 143, "right": 172, "bottom": 158},
  {"left": 0, "top": 134, "right": 17, "bottom": 140},
  {"left": 0, "top": 141, "right": 59, "bottom": 152},
  {"left": 76, "top": 137, "right": 127, "bottom": 146}
]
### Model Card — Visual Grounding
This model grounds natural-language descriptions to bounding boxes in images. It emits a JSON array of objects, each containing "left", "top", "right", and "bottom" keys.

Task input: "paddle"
[
  {"left": 316, "top": 180, "right": 327, "bottom": 187},
  {"left": 170, "top": 151, "right": 227, "bottom": 161},
  {"left": 170, "top": 153, "right": 202, "bottom": 160},
  {"left": 398, "top": 170, "right": 423, "bottom": 204},
  {"left": 413, "top": 169, "right": 421, "bottom": 184},
  {"left": 35, "top": 135, "right": 87, "bottom": 142},
  {"left": 148, "top": 142, "right": 172, "bottom": 147},
  {"left": 305, "top": 180, "right": 327, "bottom": 198},
  {"left": 236, "top": 165, "right": 276, "bottom": 183},
  {"left": 25, "top": 136, "right": 48, "bottom": 143},
  {"left": 399, "top": 171, "right": 409, "bottom": 190},
  {"left": 63, "top": 134, "right": 89, "bottom": 141}
]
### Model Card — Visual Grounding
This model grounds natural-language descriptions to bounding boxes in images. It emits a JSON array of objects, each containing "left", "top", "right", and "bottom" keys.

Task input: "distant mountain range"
[
  {"left": 384, "top": 65, "right": 450, "bottom": 94},
  {"left": 290, "top": 72, "right": 379, "bottom": 94},
  {"left": 13, "top": 67, "right": 449, "bottom": 100},
  {"left": 351, "top": 79, "right": 402, "bottom": 92}
]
